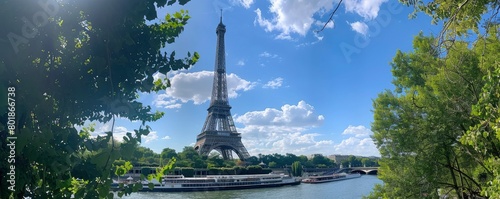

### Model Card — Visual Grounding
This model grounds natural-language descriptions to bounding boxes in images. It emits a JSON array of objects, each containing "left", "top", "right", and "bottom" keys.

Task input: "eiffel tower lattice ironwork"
[{"left": 194, "top": 14, "right": 250, "bottom": 160}]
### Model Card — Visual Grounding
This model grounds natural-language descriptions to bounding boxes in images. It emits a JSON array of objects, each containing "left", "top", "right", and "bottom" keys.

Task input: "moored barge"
[
  {"left": 301, "top": 173, "right": 361, "bottom": 184},
  {"left": 113, "top": 174, "right": 301, "bottom": 192}
]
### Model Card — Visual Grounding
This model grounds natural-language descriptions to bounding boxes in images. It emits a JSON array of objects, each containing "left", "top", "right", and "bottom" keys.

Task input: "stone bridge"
[{"left": 341, "top": 167, "right": 379, "bottom": 175}]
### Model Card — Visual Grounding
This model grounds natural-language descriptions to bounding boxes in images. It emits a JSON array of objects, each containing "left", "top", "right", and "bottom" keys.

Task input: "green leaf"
[
  {"left": 91, "top": 151, "right": 110, "bottom": 169},
  {"left": 179, "top": 0, "right": 189, "bottom": 5}
]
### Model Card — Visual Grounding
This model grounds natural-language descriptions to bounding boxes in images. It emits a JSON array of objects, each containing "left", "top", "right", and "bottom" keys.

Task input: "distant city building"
[
  {"left": 367, "top": 156, "right": 381, "bottom": 160},
  {"left": 327, "top": 154, "right": 350, "bottom": 164},
  {"left": 308, "top": 154, "right": 324, "bottom": 159}
]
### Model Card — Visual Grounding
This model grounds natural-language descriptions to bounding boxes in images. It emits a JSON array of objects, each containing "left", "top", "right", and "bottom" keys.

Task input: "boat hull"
[
  {"left": 302, "top": 173, "right": 361, "bottom": 184},
  {"left": 112, "top": 175, "right": 302, "bottom": 193},
  {"left": 137, "top": 180, "right": 301, "bottom": 192}
]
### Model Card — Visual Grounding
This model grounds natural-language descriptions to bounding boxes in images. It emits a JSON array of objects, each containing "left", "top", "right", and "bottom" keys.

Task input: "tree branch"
[
  {"left": 437, "top": 0, "right": 472, "bottom": 47},
  {"left": 315, "top": 0, "right": 342, "bottom": 33}
]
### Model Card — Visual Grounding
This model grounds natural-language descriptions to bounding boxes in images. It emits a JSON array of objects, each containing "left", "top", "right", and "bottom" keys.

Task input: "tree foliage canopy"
[
  {"left": 402, "top": 0, "right": 499, "bottom": 39},
  {"left": 0, "top": 0, "right": 198, "bottom": 198},
  {"left": 368, "top": 0, "right": 499, "bottom": 198}
]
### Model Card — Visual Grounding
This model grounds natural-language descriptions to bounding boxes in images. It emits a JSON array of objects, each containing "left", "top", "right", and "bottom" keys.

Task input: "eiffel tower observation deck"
[{"left": 194, "top": 14, "right": 250, "bottom": 160}]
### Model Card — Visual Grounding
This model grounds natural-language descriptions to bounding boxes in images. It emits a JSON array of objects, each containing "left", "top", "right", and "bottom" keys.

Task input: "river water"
[{"left": 116, "top": 175, "right": 382, "bottom": 199}]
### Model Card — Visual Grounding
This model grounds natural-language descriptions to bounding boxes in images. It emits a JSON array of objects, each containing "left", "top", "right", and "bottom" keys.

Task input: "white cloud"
[
  {"left": 315, "top": 20, "right": 334, "bottom": 29},
  {"left": 161, "top": 135, "right": 171, "bottom": 140},
  {"left": 96, "top": 125, "right": 128, "bottom": 142},
  {"left": 89, "top": 122, "right": 159, "bottom": 143},
  {"left": 237, "top": 120, "right": 380, "bottom": 156},
  {"left": 153, "top": 98, "right": 182, "bottom": 109},
  {"left": 263, "top": 77, "right": 283, "bottom": 89},
  {"left": 313, "top": 31, "right": 324, "bottom": 41},
  {"left": 253, "top": 0, "right": 388, "bottom": 39},
  {"left": 349, "top": 21, "right": 369, "bottom": 36},
  {"left": 259, "top": 51, "right": 278, "bottom": 58},
  {"left": 334, "top": 125, "right": 380, "bottom": 156},
  {"left": 234, "top": 101, "right": 331, "bottom": 155},
  {"left": 344, "top": 0, "right": 388, "bottom": 20},
  {"left": 240, "top": 126, "right": 334, "bottom": 155},
  {"left": 233, "top": 0, "right": 254, "bottom": 8},
  {"left": 235, "top": 100, "right": 324, "bottom": 127},
  {"left": 254, "top": 0, "right": 335, "bottom": 39},
  {"left": 296, "top": 33, "right": 323, "bottom": 47},
  {"left": 143, "top": 131, "right": 158, "bottom": 143},
  {"left": 342, "top": 125, "right": 370, "bottom": 137},
  {"left": 296, "top": 29, "right": 326, "bottom": 47},
  {"left": 237, "top": 60, "right": 245, "bottom": 66},
  {"left": 153, "top": 71, "right": 255, "bottom": 107}
]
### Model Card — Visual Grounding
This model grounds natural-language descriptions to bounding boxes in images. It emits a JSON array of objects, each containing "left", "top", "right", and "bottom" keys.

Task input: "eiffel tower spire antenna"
[{"left": 194, "top": 15, "right": 250, "bottom": 160}]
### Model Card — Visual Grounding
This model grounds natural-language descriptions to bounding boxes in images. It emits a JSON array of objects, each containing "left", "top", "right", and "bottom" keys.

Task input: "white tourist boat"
[
  {"left": 113, "top": 174, "right": 301, "bottom": 192},
  {"left": 301, "top": 173, "right": 361, "bottom": 184}
]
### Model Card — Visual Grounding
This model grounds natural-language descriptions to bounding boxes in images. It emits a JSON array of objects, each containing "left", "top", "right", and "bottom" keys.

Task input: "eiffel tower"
[{"left": 194, "top": 14, "right": 250, "bottom": 160}]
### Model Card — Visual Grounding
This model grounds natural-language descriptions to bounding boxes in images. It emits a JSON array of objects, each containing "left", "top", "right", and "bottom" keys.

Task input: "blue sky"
[{"left": 90, "top": 0, "right": 440, "bottom": 157}]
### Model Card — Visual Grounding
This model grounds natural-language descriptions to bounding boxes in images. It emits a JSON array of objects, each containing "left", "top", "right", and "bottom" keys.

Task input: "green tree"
[
  {"left": 284, "top": 153, "right": 300, "bottom": 166},
  {"left": 161, "top": 148, "right": 177, "bottom": 160},
  {"left": 361, "top": 158, "right": 369, "bottom": 167},
  {"left": 160, "top": 147, "right": 177, "bottom": 166},
  {"left": 0, "top": 0, "right": 198, "bottom": 198},
  {"left": 366, "top": 1, "right": 500, "bottom": 198},
  {"left": 246, "top": 156, "right": 259, "bottom": 165},
  {"left": 401, "top": 0, "right": 499, "bottom": 40},
  {"left": 368, "top": 30, "right": 499, "bottom": 198},
  {"left": 360, "top": 158, "right": 377, "bottom": 167},
  {"left": 303, "top": 160, "right": 315, "bottom": 168},
  {"left": 233, "top": 166, "right": 246, "bottom": 175},
  {"left": 224, "top": 159, "right": 236, "bottom": 168},
  {"left": 131, "top": 146, "right": 160, "bottom": 166},
  {"left": 246, "top": 165, "right": 264, "bottom": 174},
  {"left": 346, "top": 156, "right": 361, "bottom": 167},
  {"left": 291, "top": 161, "right": 302, "bottom": 177},
  {"left": 207, "top": 152, "right": 224, "bottom": 167},
  {"left": 298, "top": 155, "right": 309, "bottom": 164},
  {"left": 341, "top": 159, "right": 350, "bottom": 168},
  {"left": 460, "top": 30, "right": 500, "bottom": 197},
  {"left": 175, "top": 159, "right": 191, "bottom": 168},
  {"left": 268, "top": 161, "right": 278, "bottom": 168},
  {"left": 312, "top": 154, "right": 333, "bottom": 167},
  {"left": 177, "top": 146, "right": 206, "bottom": 168}
]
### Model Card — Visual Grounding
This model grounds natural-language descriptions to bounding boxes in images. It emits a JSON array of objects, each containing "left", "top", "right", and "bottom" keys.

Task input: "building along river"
[{"left": 115, "top": 175, "right": 382, "bottom": 199}]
